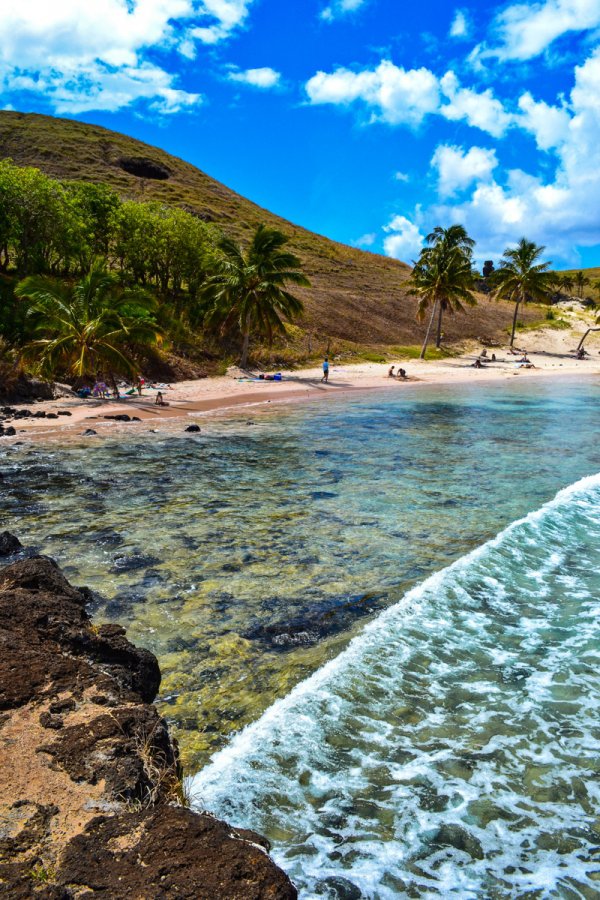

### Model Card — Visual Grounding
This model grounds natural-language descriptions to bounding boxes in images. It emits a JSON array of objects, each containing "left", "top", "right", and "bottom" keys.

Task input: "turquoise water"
[
  {"left": 3, "top": 376, "right": 600, "bottom": 895},
  {"left": 193, "top": 472, "right": 600, "bottom": 898}
]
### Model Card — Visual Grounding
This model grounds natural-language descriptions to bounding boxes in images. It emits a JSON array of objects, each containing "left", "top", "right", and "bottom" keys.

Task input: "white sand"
[{"left": 5, "top": 315, "right": 600, "bottom": 439}]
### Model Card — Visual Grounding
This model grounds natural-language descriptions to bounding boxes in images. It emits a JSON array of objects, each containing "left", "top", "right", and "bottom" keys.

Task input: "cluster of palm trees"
[
  {"left": 410, "top": 229, "right": 554, "bottom": 356},
  {"left": 13, "top": 214, "right": 581, "bottom": 379},
  {"left": 14, "top": 225, "right": 309, "bottom": 383}
]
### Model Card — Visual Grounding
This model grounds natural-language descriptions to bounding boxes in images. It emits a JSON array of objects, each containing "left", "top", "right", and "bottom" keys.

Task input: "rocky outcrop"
[
  {"left": 0, "top": 547, "right": 296, "bottom": 899},
  {"left": 0, "top": 375, "right": 74, "bottom": 404}
]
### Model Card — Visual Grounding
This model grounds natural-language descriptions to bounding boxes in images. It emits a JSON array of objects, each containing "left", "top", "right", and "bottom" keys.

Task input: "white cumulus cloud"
[
  {"left": 429, "top": 46, "right": 600, "bottom": 262},
  {"left": 305, "top": 62, "right": 513, "bottom": 137},
  {"left": 352, "top": 232, "right": 377, "bottom": 247},
  {"left": 0, "top": 0, "right": 255, "bottom": 113},
  {"left": 481, "top": 0, "right": 600, "bottom": 61},
  {"left": 517, "top": 91, "right": 571, "bottom": 149},
  {"left": 383, "top": 214, "right": 425, "bottom": 261},
  {"left": 449, "top": 9, "right": 470, "bottom": 38},
  {"left": 440, "top": 71, "right": 513, "bottom": 138},
  {"left": 320, "top": 0, "right": 369, "bottom": 22},
  {"left": 306, "top": 60, "right": 440, "bottom": 126},
  {"left": 228, "top": 66, "right": 281, "bottom": 88},
  {"left": 431, "top": 144, "right": 498, "bottom": 197}
]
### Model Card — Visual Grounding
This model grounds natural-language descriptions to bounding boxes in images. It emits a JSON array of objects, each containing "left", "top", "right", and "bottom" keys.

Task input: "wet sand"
[{"left": 4, "top": 324, "right": 600, "bottom": 440}]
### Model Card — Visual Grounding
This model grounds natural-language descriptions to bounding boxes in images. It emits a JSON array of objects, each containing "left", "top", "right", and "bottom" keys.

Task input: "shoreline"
[{"left": 3, "top": 330, "right": 600, "bottom": 441}]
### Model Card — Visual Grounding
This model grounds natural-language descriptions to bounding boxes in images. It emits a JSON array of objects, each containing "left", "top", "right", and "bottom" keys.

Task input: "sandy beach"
[{"left": 4, "top": 317, "right": 600, "bottom": 439}]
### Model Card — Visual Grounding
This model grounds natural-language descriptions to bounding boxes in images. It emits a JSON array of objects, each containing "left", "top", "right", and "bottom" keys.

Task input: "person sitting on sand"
[
  {"left": 473, "top": 358, "right": 483, "bottom": 368},
  {"left": 517, "top": 355, "right": 531, "bottom": 364},
  {"left": 576, "top": 346, "right": 588, "bottom": 360},
  {"left": 491, "top": 353, "right": 496, "bottom": 361},
  {"left": 480, "top": 348, "right": 488, "bottom": 358},
  {"left": 388, "top": 366, "right": 395, "bottom": 377},
  {"left": 155, "top": 391, "right": 169, "bottom": 407},
  {"left": 398, "top": 368, "right": 407, "bottom": 379}
]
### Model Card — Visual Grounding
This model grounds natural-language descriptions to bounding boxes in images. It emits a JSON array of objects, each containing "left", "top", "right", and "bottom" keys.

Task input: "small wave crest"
[{"left": 192, "top": 472, "right": 600, "bottom": 897}]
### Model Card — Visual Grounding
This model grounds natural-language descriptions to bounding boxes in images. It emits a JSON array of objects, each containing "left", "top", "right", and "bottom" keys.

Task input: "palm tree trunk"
[
  {"left": 509, "top": 298, "right": 521, "bottom": 347},
  {"left": 435, "top": 303, "right": 444, "bottom": 348},
  {"left": 109, "top": 371, "right": 119, "bottom": 399},
  {"left": 420, "top": 298, "right": 439, "bottom": 359},
  {"left": 240, "top": 331, "right": 250, "bottom": 369},
  {"left": 577, "top": 327, "right": 600, "bottom": 352}
]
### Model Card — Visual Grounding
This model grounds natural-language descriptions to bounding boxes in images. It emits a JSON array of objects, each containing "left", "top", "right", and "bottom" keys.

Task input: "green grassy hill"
[
  {"left": 0, "top": 111, "right": 538, "bottom": 351},
  {"left": 555, "top": 267, "right": 600, "bottom": 283}
]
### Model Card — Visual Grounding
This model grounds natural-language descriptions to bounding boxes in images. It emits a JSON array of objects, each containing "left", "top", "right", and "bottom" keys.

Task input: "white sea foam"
[{"left": 192, "top": 472, "right": 600, "bottom": 898}]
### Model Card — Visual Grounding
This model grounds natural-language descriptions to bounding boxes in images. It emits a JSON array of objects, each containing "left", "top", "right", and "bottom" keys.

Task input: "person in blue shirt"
[{"left": 321, "top": 357, "right": 329, "bottom": 383}]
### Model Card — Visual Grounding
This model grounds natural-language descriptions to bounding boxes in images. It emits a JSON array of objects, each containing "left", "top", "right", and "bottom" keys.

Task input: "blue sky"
[{"left": 2, "top": 0, "right": 600, "bottom": 269}]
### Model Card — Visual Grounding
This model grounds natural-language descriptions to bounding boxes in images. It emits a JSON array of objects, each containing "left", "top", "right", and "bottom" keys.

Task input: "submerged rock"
[
  {"left": 245, "top": 590, "right": 388, "bottom": 650},
  {"left": 0, "top": 531, "right": 22, "bottom": 556},
  {"left": 110, "top": 552, "right": 160, "bottom": 573},
  {"left": 0, "top": 551, "right": 296, "bottom": 898}
]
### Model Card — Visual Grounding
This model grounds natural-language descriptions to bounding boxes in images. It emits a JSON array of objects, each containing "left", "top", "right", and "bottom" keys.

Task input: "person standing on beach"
[{"left": 321, "top": 357, "right": 329, "bottom": 383}]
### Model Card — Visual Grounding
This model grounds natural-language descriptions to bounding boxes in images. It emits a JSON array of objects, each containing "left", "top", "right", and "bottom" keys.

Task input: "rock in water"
[
  {"left": 185, "top": 424, "right": 201, "bottom": 432},
  {"left": 0, "top": 531, "right": 22, "bottom": 556},
  {"left": 0, "top": 553, "right": 297, "bottom": 899}
]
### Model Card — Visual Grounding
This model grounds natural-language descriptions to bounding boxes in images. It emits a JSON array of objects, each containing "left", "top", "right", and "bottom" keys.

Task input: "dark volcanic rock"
[
  {"left": 110, "top": 552, "right": 160, "bottom": 574},
  {"left": 0, "top": 552, "right": 296, "bottom": 899},
  {"left": 246, "top": 590, "right": 388, "bottom": 650},
  {"left": 185, "top": 423, "right": 201, "bottom": 432},
  {"left": 0, "top": 531, "right": 22, "bottom": 556},
  {"left": 60, "top": 808, "right": 294, "bottom": 899},
  {"left": 0, "top": 556, "right": 160, "bottom": 708}
]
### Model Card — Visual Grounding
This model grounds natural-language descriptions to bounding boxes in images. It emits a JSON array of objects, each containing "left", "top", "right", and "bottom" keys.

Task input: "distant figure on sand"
[
  {"left": 388, "top": 366, "right": 395, "bottom": 377},
  {"left": 473, "top": 358, "right": 483, "bottom": 368},
  {"left": 398, "top": 368, "right": 407, "bottom": 379},
  {"left": 155, "top": 391, "right": 169, "bottom": 407},
  {"left": 321, "top": 358, "right": 329, "bottom": 383}
]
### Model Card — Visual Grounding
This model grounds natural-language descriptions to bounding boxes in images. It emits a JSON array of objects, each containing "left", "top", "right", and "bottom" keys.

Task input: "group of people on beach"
[
  {"left": 387, "top": 366, "right": 408, "bottom": 379},
  {"left": 75, "top": 375, "right": 174, "bottom": 402}
]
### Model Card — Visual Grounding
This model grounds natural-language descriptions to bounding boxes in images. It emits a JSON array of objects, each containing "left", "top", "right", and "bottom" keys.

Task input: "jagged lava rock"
[{"left": 0, "top": 554, "right": 296, "bottom": 899}]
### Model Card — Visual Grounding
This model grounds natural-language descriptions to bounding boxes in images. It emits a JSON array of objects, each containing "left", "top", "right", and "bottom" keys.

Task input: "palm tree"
[
  {"left": 203, "top": 224, "right": 309, "bottom": 369},
  {"left": 410, "top": 225, "right": 477, "bottom": 358},
  {"left": 15, "top": 266, "right": 162, "bottom": 382},
  {"left": 574, "top": 270, "right": 589, "bottom": 299},
  {"left": 493, "top": 239, "right": 552, "bottom": 347},
  {"left": 560, "top": 273, "right": 574, "bottom": 296},
  {"left": 426, "top": 225, "right": 476, "bottom": 348}
]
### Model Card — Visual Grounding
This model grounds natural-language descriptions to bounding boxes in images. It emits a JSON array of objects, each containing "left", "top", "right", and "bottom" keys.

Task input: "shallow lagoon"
[{"left": 4, "top": 376, "right": 600, "bottom": 777}]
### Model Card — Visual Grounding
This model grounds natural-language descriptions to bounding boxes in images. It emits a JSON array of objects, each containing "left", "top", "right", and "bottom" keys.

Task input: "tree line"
[
  {"left": 409, "top": 226, "right": 599, "bottom": 358},
  {"left": 0, "top": 160, "right": 309, "bottom": 382},
  {"left": 0, "top": 157, "right": 596, "bottom": 383}
]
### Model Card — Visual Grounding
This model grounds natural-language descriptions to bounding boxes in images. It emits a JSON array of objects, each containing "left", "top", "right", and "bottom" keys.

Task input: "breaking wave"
[{"left": 193, "top": 473, "right": 600, "bottom": 898}]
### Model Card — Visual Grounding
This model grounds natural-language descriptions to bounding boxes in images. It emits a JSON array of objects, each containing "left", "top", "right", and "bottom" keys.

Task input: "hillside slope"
[{"left": 0, "top": 111, "right": 536, "bottom": 347}]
